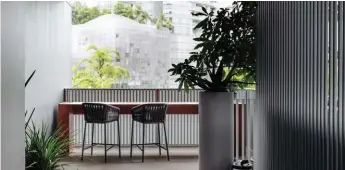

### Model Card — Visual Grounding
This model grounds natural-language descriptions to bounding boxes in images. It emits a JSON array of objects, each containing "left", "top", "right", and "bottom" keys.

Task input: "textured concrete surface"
[{"left": 63, "top": 147, "right": 198, "bottom": 170}]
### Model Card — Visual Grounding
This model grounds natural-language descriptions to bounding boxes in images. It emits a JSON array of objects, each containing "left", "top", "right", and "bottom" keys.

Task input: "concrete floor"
[{"left": 62, "top": 147, "right": 199, "bottom": 170}]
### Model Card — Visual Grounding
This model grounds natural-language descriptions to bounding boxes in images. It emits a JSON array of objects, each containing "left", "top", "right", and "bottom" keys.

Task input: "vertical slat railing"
[{"left": 64, "top": 88, "right": 255, "bottom": 159}]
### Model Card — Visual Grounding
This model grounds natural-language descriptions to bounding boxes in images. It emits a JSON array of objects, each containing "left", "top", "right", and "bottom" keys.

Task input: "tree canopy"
[
  {"left": 72, "top": 2, "right": 173, "bottom": 29},
  {"left": 72, "top": 45, "right": 130, "bottom": 88},
  {"left": 113, "top": 2, "right": 135, "bottom": 19},
  {"left": 72, "top": 2, "right": 110, "bottom": 25},
  {"left": 154, "top": 13, "right": 173, "bottom": 30},
  {"left": 113, "top": 3, "right": 151, "bottom": 24},
  {"left": 133, "top": 5, "right": 151, "bottom": 24}
]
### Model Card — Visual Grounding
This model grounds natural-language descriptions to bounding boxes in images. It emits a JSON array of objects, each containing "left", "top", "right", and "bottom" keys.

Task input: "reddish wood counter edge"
[{"left": 58, "top": 103, "right": 199, "bottom": 152}]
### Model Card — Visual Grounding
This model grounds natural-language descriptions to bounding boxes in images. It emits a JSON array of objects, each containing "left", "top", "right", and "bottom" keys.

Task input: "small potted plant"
[{"left": 168, "top": 2, "right": 256, "bottom": 170}]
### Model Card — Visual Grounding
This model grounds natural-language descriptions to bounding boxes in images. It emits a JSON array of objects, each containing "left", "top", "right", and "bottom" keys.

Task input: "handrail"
[
  {"left": 64, "top": 88, "right": 202, "bottom": 90},
  {"left": 64, "top": 88, "right": 202, "bottom": 103}
]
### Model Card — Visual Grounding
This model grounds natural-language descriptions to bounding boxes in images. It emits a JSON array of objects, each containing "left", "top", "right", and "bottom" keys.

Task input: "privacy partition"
[{"left": 256, "top": 2, "right": 344, "bottom": 170}]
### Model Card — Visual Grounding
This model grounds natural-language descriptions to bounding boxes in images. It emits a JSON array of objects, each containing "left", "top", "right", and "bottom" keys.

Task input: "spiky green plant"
[
  {"left": 25, "top": 70, "right": 36, "bottom": 130},
  {"left": 25, "top": 122, "right": 69, "bottom": 170}
]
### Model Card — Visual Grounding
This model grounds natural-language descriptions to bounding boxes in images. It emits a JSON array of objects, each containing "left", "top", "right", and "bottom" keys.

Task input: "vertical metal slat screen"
[{"left": 256, "top": 2, "right": 344, "bottom": 170}]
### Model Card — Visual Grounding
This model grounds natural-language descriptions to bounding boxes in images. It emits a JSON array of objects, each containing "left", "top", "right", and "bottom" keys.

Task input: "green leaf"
[
  {"left": 194, "top": 17, "right": 208, "bottom": 30},
  {"left": 194, "top": 43, "right": 204, "bottom": 50},
  {"left": 192, "top": 11, "right": 207, "bottom": 16},
  {"left": 178, "top": 80, "right": 184, "bottom": 91},
  {"left": 193, "top": 37, "right": 204, "bottom": 41},
  {"left": 202, "top": 7, "right": 207, "bottom": 14},
  {"left": 184, "top": 81, "right": 190, "bottom": 93},
  {"left": 86, "top": 44, "right": 97, "bottom": 51}
]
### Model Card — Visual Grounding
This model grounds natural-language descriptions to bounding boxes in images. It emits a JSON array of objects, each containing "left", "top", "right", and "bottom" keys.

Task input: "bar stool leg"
[
  {"left": 117, "top": 120, "right": 121, "bottom": 158},
  {"left": 157, "top": 123, "right": 161, "bottom": 155},
  {"left": 142, "top": 123, "right": 145, "bottom": 162},
  {"left": 130, "top": 119, "right": 134, "bottom": 158},
  {"left": 91, "top": 123, "right": 94, "bottom": 155},
  {"left": 104, "top": 123, "right": 107, "bottom": 163},
  {"left": 81, "top": 122, "right": 87, "bottom": 161},
  {"left": 163, "top": 122, "right": 170, "bottom": 161}
]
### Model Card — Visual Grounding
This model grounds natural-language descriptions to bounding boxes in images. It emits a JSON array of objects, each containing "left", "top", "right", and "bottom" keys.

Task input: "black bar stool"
[
  {"left": 129, "top": 103, "right": 170, "bottom": 162},
  {"left": 81, "top": 103, "right": 121, "bottom": 163}
]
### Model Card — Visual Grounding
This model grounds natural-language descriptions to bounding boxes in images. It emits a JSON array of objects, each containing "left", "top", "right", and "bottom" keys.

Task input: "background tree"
[
  {"left": 133, "top": 5, "right": 151, "bottom": 24},
  {"left": 72, "top": 2, "right": 110, "bottom": 25},
  {"left": 72, "top": 2, "right": 174, "bottom": 29},
  {"left": 224, "top": 67, "right": 256, "bottom": 90},
  {"left": 102, "top": 9, "right": 112, "bottom": 15},
  {"left": 154, "top": 13, "right": 173, "bottom": 30},
  {"left": 113, "top": 2, "right": 135, "bottom": 19},
  {"left": 113, "top": 3, "right": 151, "bottom": 24},
  {"left": 72, "top": 45, "right": 130, "bottom": 88}
]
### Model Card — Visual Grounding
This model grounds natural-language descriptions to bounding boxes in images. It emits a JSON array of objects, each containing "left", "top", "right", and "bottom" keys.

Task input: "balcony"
[
  {"left": 59, "top": 88, "right": 255, "bottom": 169},
  {"left": 2, "top": 1, "right": 343, "bottom": 170}
]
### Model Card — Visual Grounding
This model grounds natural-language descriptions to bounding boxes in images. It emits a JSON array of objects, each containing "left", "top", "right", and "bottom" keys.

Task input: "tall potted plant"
[{"left": 168, "top": 2, "right": 256, "bottom": 170}]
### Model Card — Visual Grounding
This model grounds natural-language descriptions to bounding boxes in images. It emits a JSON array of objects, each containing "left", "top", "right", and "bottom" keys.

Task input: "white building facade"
[
  {"left": 76, "top": 1, "right": 223, "bottom": 88},
  {"left": 72, "top": 14, "right": 172, "bottom": 88}
]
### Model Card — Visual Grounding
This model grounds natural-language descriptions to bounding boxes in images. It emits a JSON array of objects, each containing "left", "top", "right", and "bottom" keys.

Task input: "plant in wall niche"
[
  {"left": 72, "top": 45, "right": 130, "bottom": 88},
  {"left": 25, "top": 70, "right": 70, "bottom": 170},
  {"left": 25, "top": 70, "right": 36, "bottom": 129},
  {"left": 168, "top": 1, "right": 257, "bottom": 92},
  {"left": 25, "top": 70, "right": 36, "bottom": 169},
  {"left": 25, "top": 122, "right": 69, "bottom": 170}
]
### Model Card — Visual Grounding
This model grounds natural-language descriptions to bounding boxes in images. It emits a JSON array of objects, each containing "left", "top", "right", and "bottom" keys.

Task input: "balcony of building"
[{"left": 58, "top": 88, "right": 255, "bottom": 170}]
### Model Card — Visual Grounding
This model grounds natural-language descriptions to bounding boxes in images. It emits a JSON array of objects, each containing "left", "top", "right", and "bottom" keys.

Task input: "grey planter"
[{"left": 199, "top": 92, "right": 234, "bottom": 170}]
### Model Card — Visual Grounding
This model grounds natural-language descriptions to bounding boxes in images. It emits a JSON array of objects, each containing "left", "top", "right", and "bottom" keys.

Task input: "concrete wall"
[
  {"left": 0, "top": 2, "right": 71, "bottom": 169},
  {"left": 25, "top": 2, "right": 72, "bottom": 129}
]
